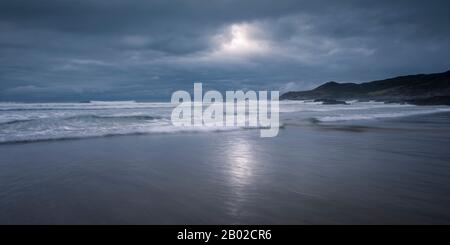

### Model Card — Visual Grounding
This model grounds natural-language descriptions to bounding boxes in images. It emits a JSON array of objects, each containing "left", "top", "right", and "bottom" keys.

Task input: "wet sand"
[{"left": 1, "top": 113, "right": 450, "bottom": 224}]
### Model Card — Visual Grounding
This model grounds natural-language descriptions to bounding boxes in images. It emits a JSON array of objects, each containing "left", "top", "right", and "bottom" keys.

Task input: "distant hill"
[{"left": 280, "top": 70, "right": 450, "bottom": 105}]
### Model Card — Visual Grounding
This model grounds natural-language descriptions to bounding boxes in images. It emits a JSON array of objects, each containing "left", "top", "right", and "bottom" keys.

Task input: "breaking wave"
[
  {"left": 1, "top": 101, "right": 450, "bottom": 144},
  {"left": 316, "top": 108, "right": 450, "bottom": 122}
]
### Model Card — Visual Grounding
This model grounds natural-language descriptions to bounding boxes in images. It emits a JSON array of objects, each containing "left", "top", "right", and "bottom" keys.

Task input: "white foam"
[
  {"left": 1, "top": 101, "right": 450, "bottom": 143},
  {"left": 318, "top": 108, "right": 450, "bottom": 122}
]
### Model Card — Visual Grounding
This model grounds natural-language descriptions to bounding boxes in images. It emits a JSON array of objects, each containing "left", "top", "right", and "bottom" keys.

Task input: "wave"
[
  {"left": 0, "top": 131, "right": 155, "bottom": 145},
  {"left": 0, "top": 125, "right": 261, "bottom": 145},
  {"left": 316, "top": 108, "right": 450, "bottom": 122},
  {"left": 0, "top": 119, "right": 35, "bottom": 125},
  {"left": 65, "top": 114, "right": 161, "bottom": 120},
  {"left": 0, "top": 107, "right": 171, "bottom": 112},
  {"left": 86, "top": 100, "right": 137, "bottom": 104},
  {"left": 279, "top": 103, "right": 412, "bottom": 113},
  {"left": 1, "top": 101, "right": 449, "bottom": 144},
  {"left": 0, "top": 102, "right": 173, "bottom": 111},
  {"left": 0, "top": 114, "right": 162, "bottom": 126}
]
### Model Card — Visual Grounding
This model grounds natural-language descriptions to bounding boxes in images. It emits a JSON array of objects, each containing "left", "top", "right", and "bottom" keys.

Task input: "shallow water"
[{"left": 0, "top": 108, "right": 450, "bottom": 224}]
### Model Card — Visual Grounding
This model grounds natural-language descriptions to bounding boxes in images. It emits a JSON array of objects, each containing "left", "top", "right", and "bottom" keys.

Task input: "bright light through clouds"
[{"left": 214, "top": 23, "right": 269, "bottom": 57}]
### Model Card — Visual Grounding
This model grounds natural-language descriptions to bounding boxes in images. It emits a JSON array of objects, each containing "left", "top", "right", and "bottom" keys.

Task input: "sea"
[{"left": 1, "top": 100, "right": 450, "bottom": 224}]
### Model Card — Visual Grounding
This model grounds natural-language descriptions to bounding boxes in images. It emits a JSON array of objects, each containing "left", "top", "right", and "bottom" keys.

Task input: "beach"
[{"left": 1, "top": 107, "right": 450, "bottom": 224}]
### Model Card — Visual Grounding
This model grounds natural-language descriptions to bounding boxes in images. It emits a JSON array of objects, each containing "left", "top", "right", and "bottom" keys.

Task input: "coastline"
[{"left": 1, "top": 112, "right": 450, "bottom": 224}]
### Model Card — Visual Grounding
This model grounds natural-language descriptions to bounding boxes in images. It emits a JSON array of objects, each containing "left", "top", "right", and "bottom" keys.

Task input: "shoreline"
[{"left": 1, "top": 113, "right": 450, "bottom": 224}]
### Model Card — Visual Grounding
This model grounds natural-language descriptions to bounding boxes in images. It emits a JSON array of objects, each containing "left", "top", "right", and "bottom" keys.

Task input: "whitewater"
[{"left": 1, "top": 100, "right": 449, "bottom": 144}]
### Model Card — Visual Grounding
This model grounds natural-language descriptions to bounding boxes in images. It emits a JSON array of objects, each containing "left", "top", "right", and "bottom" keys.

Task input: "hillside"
[{"left": 280, "top": 70, "right": 450, "bottom": 105}]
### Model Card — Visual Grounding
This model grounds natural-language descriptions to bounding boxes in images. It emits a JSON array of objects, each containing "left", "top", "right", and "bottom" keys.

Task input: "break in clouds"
[{"left": 1, "top": 0, "right": 450, "bottom": 101}]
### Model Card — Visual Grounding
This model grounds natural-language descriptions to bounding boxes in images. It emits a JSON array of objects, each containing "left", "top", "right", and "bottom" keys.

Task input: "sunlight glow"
[{"left": 215, "top": 23, "right": 268, "bottom": 56}]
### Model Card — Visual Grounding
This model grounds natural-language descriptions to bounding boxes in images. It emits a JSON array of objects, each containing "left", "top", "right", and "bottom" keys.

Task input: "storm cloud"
[{"left": 1, "top": 0, "right": 450, "bottom": 101}]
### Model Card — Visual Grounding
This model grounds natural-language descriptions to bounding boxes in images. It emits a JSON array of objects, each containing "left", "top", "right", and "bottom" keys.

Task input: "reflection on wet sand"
[{"left": 224, "top": 136, "right": 257, "bottom": 217}]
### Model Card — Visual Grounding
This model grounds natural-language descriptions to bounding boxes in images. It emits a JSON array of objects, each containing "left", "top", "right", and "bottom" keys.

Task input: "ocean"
[
  {"left": 1, "top": 101, "right": 450, "bottom": 224},
  {"left": 1, "top": 100, "right": 449, "bottom": 143}
]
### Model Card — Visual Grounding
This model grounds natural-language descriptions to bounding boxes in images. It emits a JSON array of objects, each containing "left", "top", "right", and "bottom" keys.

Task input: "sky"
[{"left": 1, "top": 0, "right": 450, "bottom": 101}]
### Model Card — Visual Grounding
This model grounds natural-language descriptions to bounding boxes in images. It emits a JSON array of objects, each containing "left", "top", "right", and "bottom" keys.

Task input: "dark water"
[{"left": 0, "top": 113, "right": 450, "bottom": 224}]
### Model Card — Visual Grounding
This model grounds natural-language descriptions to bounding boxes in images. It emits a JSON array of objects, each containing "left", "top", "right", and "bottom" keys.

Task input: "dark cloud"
[{"left": 1, "top": 0, "right": 450, "bottom": 101}]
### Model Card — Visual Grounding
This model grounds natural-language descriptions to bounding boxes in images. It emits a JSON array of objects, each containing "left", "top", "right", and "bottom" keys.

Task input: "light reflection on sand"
[{"left": 224, "top": 135, "right": 258, "bottom": 217}]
